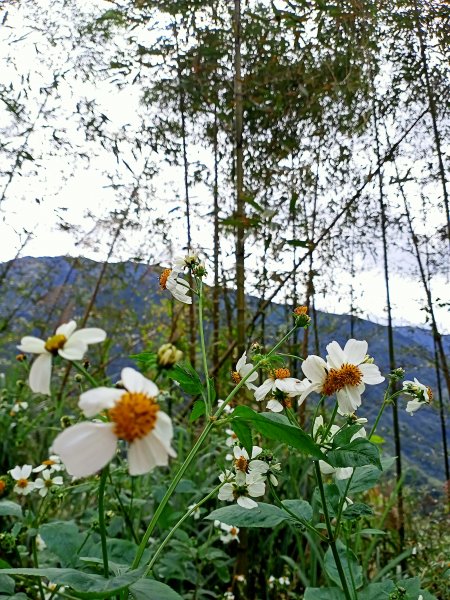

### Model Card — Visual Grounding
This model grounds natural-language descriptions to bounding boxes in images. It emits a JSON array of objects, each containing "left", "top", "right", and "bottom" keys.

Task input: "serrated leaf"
[
  {"left": 167, "top": 363, "right": 203, "bottom": 395},
  {"left": 327, "top": 438, "right": 381, "bottom": 470},
  {"left": 357, "top": 580, "right": 396, "bottom": 599},
  {"left": 342, "top": 502, "right": 373, "bottom": 520},
  {"left": 231, "top": 420, "right": 253, "bottom": 456},
  {"left": 0, "top": 567, "right": 145, "bottom": 599},
  {"left": 129, "top": 578, "right": 184, "bottom": 600},
  {"left": 337, "top": 457, "right": 395, "bottom": 495},
  {"left": 331, "top": 424, "right": 363, "bottom": 448},
  {"left": 190, "top": 399, "right": 205, "bottom": 422},
  {"left": 129, "top": 351, "right": 158, "bottom": 370},
  {"left": 0, "top": 501, "right": 22, "bottom": 519},
  {"left": 232, "top": 407, "right": 326, "bottom": 461},
  {"left": 281, "top": 499, "right": 313, "bottom": 523},
  {"left": 206, "top": 503, "right": 288, "bottom": 528}
]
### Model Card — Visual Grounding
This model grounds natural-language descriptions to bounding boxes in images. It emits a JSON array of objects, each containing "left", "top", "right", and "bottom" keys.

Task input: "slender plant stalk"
[
  {"left": 198, "top": 279, "right": 212, "bottom": 416},
  {"left": 98, "top": 467, "right": 110, "bottom": 578},
  {"left": 314, "top": 462, "right": 353, "bottom": 600}
]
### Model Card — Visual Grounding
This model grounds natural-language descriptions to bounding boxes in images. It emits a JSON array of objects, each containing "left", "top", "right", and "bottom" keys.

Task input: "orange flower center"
[
  {"left": 322, "top": 363, "right": 363, "bottom": 396},
  {"left": 426, "top": 387, "right": 433, "bottom": 402},
  {"left": 42, "top": 459, "right": 56, "bottom": 466},
  {"left": 0, "top": 481, "right": 6, "bottom": 494},
  {"left": 234, "top": 456, "right": 249, "bottom": 472},
  {"left": 231, "top": 371, "right": 242, "bottom": 384},
  {"left": 44, "top": 334, "right": 67, "bottom": 354},
  {"left": 159, "top": 268, "right": 172, "bottom": 290},
  {"left": 17, "top": 478, "right": 29, "bottom": 488},
  {"left": 108, "top": 392, "right": 159, "bottom": 442},
  {"left": 273, "top": 368, "right": 291, "bottom": 379},
  {"left": 294, "top": 306, "right": 308, "bottom": 315},
  {"left": 230, "top": 527, "right": 238, "bottom": 536}
]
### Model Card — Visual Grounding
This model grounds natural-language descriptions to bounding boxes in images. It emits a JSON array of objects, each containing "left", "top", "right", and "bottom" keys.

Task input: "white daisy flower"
[
  {"left": 403, "top": 378, "right": 432, "bottom": 415},
  {"left": 231, "top": 352, "right": 258, "bottom": 390},
  {"left": 159, "top": 267, "right": 192, "bottom": 304},
  {"left": 187, "top": 503, "right": 201, "bottom": 520},
  {"left": 11, "top": 401, "right": 28, "bottom": 414},
  {"left": 33, "top": 455, "right": 64, "bottom": 474},
  {"left": 225, "top": 428, "right": 239, "bottom": 447},
  {"left": 279, "top": 576, "right": 290, "bottom": 586},
  {"left": 233, "top": 445, "right": 269, "bottom": 485},
  {"left": 254, "top": 367, "right": 309, "bottom": 412},
  {"left": 219, "top": 522, "right": 240, "bottom": 544},
  {"left": 218, "top": 399, "right": 234, "bottom": 415},
  {"left": 52, "top": 368, "right": 176, "bottom": 478},
  {"left": 218, "top": 471, "right": 266, "bottom": 509},
  {"left": 18, "top": 321, "right": 106, "bottom": 395},
  {"left": 9, "top": 464, "right": 35, "bottom": 496},
  {"left": 34, "top": 469, "right": 64, "bottom": 497},
  {"left": 301, "top": 339, "right": 384, "bottom": 414}
]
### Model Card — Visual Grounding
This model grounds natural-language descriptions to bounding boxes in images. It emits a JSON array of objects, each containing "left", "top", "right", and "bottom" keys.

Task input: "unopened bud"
[
  {"left": 293, "top": 306, "right": 311, "bottom": 328},
  {"left": 390, "top": 367, "right": 405, "bottom": 381},
  {"left": 74, "top": 374, "right": 83, "bottom": 383},
  {"left": 157, "top": 343, "right": 183, "bottom": 368},
  {"left": 16, "top": 354, "right": 27, "bottom": 362},
  {"left": 60, "top": 416, "right": 72, "bottom": 429}
]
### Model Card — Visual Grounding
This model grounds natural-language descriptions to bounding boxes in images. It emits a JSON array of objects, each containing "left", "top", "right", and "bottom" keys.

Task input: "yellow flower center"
[
  {"left": 273, "top": 368, "right": 291, "bottom": 379},
  {"left": 44, "top": 334, "right": 67, "bottom": 354},
  {"left": 230, "top": 527, "right": 238, "bottom": 536},
  {"left": 17, "top": 478, "right": 29, "bottom": 488},
  {"left": 234, "top": 456, "right": 249, "bottom": 472},
  {"left": 426, "top": 386, "right": 433, "bottom": 402},
  {"left": 231, "top": 371, "right": 242, "bottom": 384},
  {"left": 294, "top": 306, "right": 308, "bottom": 315},
  {"left": 108, "top": 392, "right": 160, "bottom": 442},
  {"left": 322, "top": 363, "right": 363, "bottom": 396},
  {"left": 45, "top": 479, "right": 53, "bottom": 488},
  {"left": 42, "top": 459, "right": 56, "bottom": 466},
  {"left": 159, "top": 268, "right": 172, "bottom": 290}
]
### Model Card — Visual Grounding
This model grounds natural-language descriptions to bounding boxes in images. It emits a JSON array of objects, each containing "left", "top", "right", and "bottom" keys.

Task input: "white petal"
[
  {"left": 218, "top": 483, "right": 234, "bottom": 501},
  {"left": 266, "top": 399, "right": 284, "bottom": 412},
  {"left": 29, "top": 353, "right": 53, "bottom": 395},
  {"left": 78, "top": 387, "right": 123, "bottom": 417},
  {"left": 121, "top": 367, "right": 159, "bottom": 397},
  {"left": 152, "top": 411, "right": 176, "bottom": 456},
  {"left": 251, "top": 446, "right": 262, "bottom": 459},
  {"left": 254, "top": 379, "right": 274, "bottom": 402},
  {"left": 275, "top": 378, "right": 304, "bottom": 394},
  {"left": 326, "top": 341, "right": 346, "bottom": 369},
  {"left": 237, "top": 496, "right": 258, "bottom": 509},
  {"left": 58, "top": 339, "right": 88, "bottom": 360},
  {"left": 52, "top": 422, "right": 117, "bottom": 478},
  {"left": 249, "top": 460, "right": 269, "bottom": 474},
  {"left": 69, "top": 328, "right": 107, "bottom": 345},
  {"left": 336, "top": 386, "right": 361, "bottom": 415},
  {"left": 313, "top": 415, "right": 324, "bottom": 436},
  {"left": 359, "top": 363, "right": 384, "bottom": 385},
  {"left": 56, "top": 321, "right": 77, "bottom": 338},
  {"left": 236, "top": 352, "right": 247, "bottom": 372},
  {"left": 319, "top": 460, "right": 335, "bottom": 475},
  {"left": 302, "top": 355, "right": 327, "bottom": 383},
  {"left": 128, "top": 436, "right": 159, "bottom": 475},
  {"left": 247, "top": 480, "right": 265, "bottom": 497},
  {"left": 18, "top": 336, "right": 46, "bottom": 354},
  {"left": 299, "top": 382, "right": 321, "bottom": 402},
  {"left": 9, "top": 466, "right": 22, "bottom": 480},
  {"left": 343, "top": 339, "right": 368, "bottom": 365},
  {"left": 336, "top": 467, "right": 354, "bottom": 480}
]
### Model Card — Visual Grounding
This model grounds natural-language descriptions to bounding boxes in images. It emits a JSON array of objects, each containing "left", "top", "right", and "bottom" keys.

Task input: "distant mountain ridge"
[{"left": 0, "top": 255, "right": 448, "bottom": 483}]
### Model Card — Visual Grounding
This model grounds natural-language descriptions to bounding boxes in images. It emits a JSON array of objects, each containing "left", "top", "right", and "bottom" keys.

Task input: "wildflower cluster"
[
  {"left": 402, "top": 378, "right": 433, "bottom": 415},
  {"left": 7, "top": 456, "right": 64, "bottom": 498}
]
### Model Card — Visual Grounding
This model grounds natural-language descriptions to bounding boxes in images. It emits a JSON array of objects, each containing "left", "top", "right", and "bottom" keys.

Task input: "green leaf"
[
  {"left": 167, "top": 363, "right": 203, "bottom": 395},
  {"left": 231, "top": 420, "right": 253, "bottom": 456},
  {"left": 359, "top": 528, "right": 386, "bottom": 536},
  {"left": 39, "top": 522, "right": 85, "bottom": 568},
  {"left": 357, "top": 580, "right": 395, "bottom": 599},
  {"left": 314, "top": 483, "right": 341, "bottom": 518},
  {"left": 189, "top": 399, "right": 205, "bottom": 422},
  {"left": 129, "top": 351, "right": 158, "bottom": 370},
  {"left": 0, "top": 568, "right": 145, "bottom": 599},
  {"left": 327, "top": 438, "right": 381, "bottom": 470},
  {"left": 331, "top": 424, "right": 363, "bottom": 448},
  {"left": 337, "top": 457, "right": 395, "bottom": 494},
  {"left": 130, "top": 578, "right": 184, "bottom": 600},
  {"left": 282, "top": 499, "right": 313, "bottom": 523},
  {"left": 342, "top": 503, "right": 373, "bottom": 520},
  {"left": 232, "top": 407, "right": 326, "bottom": 461},
  {"left": 0, "top": 574, "right": 15, "bottom": 595},
  {"left": 324, "top": 541, "right": 363, "bottom": 591},
  {"left": 206, "top": 503, "right": 288, "bottom": 528},
  {"left": 304, "top": 587, "right": 346, "bottom": 599},
  {"left": 0, "top": 501, "right": 22, "bottom": 519}
]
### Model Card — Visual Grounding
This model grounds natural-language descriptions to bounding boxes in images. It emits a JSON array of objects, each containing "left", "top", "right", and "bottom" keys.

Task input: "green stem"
[
  {"left": 71, "top": 360, "right": 99, "bottom": 388},
  {"left": 269, "top": 480, "right": 323, "bottom": 538},
  {"left": 197, "top": 278, "right": 211, "bottom": 416},
  {"left": 310, "top": 395, "right": 327, "bottom": 436},
  {"left": 321, "top": 401, "right": 339, "bottom": 442},
  {"left": 314, "top": 462, "right": 353, "bottom": 600},
  {"left": 31, "top": 537, "right": 45, "bottom": 600},
  {"left": 98, "top": 467, "right": 109, "bottom": 578},
  {"left": 144, "top": 481, "right": 224, "bottom": 575}
]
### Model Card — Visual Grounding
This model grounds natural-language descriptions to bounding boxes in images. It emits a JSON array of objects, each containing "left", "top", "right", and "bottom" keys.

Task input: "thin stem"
[
  {"left": 31, "top": 537, "right": 45, "bottom": 600},
  {"left": 197, "top": 278, "right": 211, "bottom": 416},
  {"left": 71, "top": 361, "right": 99, "bottom": 388},
  {"left": 98, "top": 467, "right": 109, "bottom": 578},
  {"left": 144, "top": 481, "right": 224, "bottom": 575},
  {"left": 321, "top": 401, "right": 339, "bottom": 442},
  {"left": 314, "top": 462, "right": 353, "bottom": 600}
]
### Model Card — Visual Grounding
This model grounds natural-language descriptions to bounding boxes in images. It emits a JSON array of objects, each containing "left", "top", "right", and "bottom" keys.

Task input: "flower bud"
[
  {"left": 74, "top": 374, "right": 83, "bottom": 383},
  {"left": 293, "top": 306, "right": 311, "bottom": 328},
  {"left": 15, "top": 354, "right": 27, "bottom": 362},
  {"left": 157, "top": 343, "right": 183, "bottom": 368}
]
